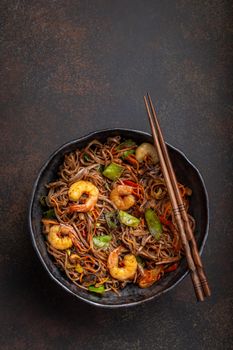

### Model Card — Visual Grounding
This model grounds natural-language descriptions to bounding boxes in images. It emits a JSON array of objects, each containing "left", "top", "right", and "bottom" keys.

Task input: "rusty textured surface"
[{"left": 1, "top": 0, "right": 233, "bottom": 349}]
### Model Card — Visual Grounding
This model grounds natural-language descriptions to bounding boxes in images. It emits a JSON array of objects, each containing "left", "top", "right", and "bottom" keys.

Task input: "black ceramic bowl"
[{"left": 29, "top": 129, "right": 209, "bottom": 307}]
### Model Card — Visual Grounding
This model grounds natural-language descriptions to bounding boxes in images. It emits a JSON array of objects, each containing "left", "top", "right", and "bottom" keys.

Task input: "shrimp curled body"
[
  {"left": 137, "top": 266, "right": 163, "bottom": 288},
  {"left": 107, "top": 247, "right": 137, "bottom": 281},
  {"left": 110, "top": 185, "right": 136, "bottom": 210},
  {"left": 48, "top": 224, "right": 74, "bottom": 250},
  {"left": 135, "top": 143, "right": 159, "bottom": 164},
  {"left": 68, "top": 180, "right": 99, "bottom": 212}
]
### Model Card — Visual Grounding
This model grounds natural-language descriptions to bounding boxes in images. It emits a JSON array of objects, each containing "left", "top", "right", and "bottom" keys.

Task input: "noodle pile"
[{"left": 41, "top": 136, "right": 194, "bottom": 294}]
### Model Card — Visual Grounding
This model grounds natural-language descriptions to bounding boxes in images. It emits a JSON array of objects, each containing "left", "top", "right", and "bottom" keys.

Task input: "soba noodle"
[{"left": 41, "top": 136, "right": 194, "bottom": 294}]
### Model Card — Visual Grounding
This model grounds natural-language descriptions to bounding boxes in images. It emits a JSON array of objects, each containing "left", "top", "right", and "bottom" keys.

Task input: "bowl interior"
[{"left": 29, "top": 129, "right": 209, "bottom": 307}]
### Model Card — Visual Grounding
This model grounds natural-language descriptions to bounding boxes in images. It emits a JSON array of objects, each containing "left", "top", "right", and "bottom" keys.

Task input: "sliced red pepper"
[
  {"left": 165, "top": 263, "right": 178, "bottom": 273},
  {"left": 122, "top": 180, "right": 143, "bottom": 192},
  {"left": 160, "top": 215, "right": 174, "bottom": 228},
  {"left": 122, "top": 179, "right": 143, "bottom": 199},
  {"left": 122, "top": 180, "right": 139, "bottom": 188}
]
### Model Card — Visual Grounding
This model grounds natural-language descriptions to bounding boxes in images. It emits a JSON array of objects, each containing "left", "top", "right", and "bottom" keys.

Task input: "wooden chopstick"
[
  {"left": 144, "top": 94, "right": 207, "bottom": 301},
  {"left": 147, "top": 93, "right": 211, "bottom": 298}
]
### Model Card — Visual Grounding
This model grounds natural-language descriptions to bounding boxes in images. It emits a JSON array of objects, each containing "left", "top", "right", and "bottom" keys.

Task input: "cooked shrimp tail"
[
  {"left": 107, "top": 246, "right": 137, "bottom": 281},
  {"left": 68, "top": 180, "right": 99, "bottom": 212},
  {"left": 135, "top": 143, "right": 159, "bottom": 164},
  {"left": 47, "top": 224, "right": 74, "bottom": 250},
  {"left": 137, "top": 266, "right": 163, "bottom": 288},
  {"left": 110, "top": 185, "right": 136, "bottom": 210}
]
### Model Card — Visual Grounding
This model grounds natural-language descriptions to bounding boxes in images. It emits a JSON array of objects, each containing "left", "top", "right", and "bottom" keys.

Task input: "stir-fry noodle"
[{"left": 41, "top": 137, "right": 194, "bottom": 294}]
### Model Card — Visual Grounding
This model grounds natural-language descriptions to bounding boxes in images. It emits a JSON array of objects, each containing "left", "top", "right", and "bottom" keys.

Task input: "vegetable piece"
[
  {"left": 136, "top": 256, "right": 145, "bottom": 267},
  {"left": 105, "top": 211, "right": 118, "bottom": 229},
  {"left": 138, "top": 266, "right": 163, "bottom": 288},
  {"left": 124, "top": 154, "right": 139, "bottom": 167},
  {"left": 75, "top": 264, "right": 84, "bottom": 273},
  {"left": 39, "top": 196, "right": 47, "bottom": 207},
  {"left": 121, "top": 149, "right": 135, "bottom": 160},
  {"left": 102, "top": 163, "right": 124, "bottom": 181},
  {"left": 98, "top": 164, "right": 105, "bottom": 173},
  {"left": 118, "top": 210, "right": 140, "bottom": 227},
  {"left": 154, "top": 187, "right": 163, "bottom": 199},
  {"left": 93, "top": 235, "right": 112, "bottom": 249},
  {"left": 88, "top": 285, "right": 105, "bottom": 294},
  {"left": 121, "top": 180, "right": 142, "bottom": 200},
  {"left": 159, "top": 215, "right": 173, "bottom": 227},
  {"left": 145, "top": 208, "right": 162, "bottom": 240},
  {"left": 83, "top": 153, "right": 91, "bottom": 161},
  {"left": 122, "top": 180, "right": 139, "bottom": 188},
  {"left": 165, "top": 263, "right": 178, "bottom": 273},
  {"left": 43, "top": 209, "right": 56, "bottom": 219},
  {"left": 116, "top": 139, "right": 136, "bottom": 150},
  {"left": 135, "top": 143, "right": 159, "bottom": 164}
]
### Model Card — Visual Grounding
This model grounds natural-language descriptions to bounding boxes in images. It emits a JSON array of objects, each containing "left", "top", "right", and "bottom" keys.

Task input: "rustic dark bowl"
[{"left": 29, "top": 129, "right": 209, "bottom": 308}]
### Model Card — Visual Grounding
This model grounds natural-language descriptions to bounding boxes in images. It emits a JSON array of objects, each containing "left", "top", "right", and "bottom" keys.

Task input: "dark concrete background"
[{"left": 1, "top": 0, "right": 233, "bottom": 349}]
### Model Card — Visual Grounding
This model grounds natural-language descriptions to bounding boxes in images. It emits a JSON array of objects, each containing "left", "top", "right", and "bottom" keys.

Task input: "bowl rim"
[{"left": 28, "top": 128, "right": 209, "bottom": 308}]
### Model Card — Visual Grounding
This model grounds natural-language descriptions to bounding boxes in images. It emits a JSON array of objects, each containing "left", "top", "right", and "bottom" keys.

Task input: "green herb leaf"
[
  {"left": 83, "top": 153, "right": 91, "bottom": 162},
  {"left": 116, "top": 139, "right": 136, "bottom": 150},
  {"left": 39, "top": 196, "right": 47, "bottom": 208},
  {"left": 98, "top": 164, "right": 105, "bottom": 173},
  {"left": 121, "top": 149, "right": 135, "bottom": 160},
  {"left": 136, "top": 256, "right": 145, "bottom": 267},
  {"left": 43, "top": 209, "right": 56, "bottom": 219}
]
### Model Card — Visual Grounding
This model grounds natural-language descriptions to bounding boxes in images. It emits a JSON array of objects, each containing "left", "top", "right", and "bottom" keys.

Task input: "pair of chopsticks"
[{"left": 144, "top": 93, "right": 211, "bottom": 301}]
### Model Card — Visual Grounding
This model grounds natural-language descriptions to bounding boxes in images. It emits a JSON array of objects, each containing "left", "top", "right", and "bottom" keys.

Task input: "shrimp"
[
  {"left": 42, "top": 218, "right": 59, "bottom": 234},
  {"left": 135, "top": 143, "right": 159, "bottom": 164},
  {"left": 107, "top": 246, "right": 137, "bottom": 281},
  {"left": 68, "top": 180, "right": 99, "bottom": 212},
  {"left": 48, "top": 224, "right": 74, "bottom": 250},
  {"left": 110, "top": 185, "right": 136, "bottom": 210},
  {"left": 137, "top": 266, "right": 163, "bottom": 288}
]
